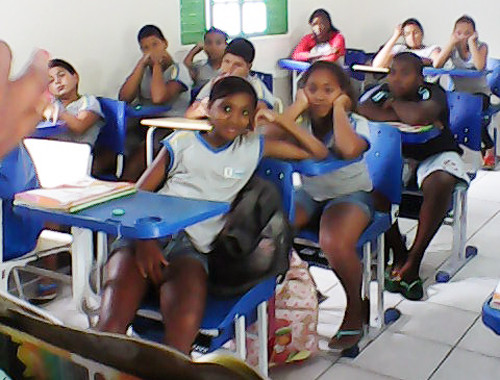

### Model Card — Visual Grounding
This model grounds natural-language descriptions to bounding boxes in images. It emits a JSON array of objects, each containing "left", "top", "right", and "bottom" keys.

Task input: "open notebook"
[{"left": 14, "top": 177, "right": 136, "bottom": 213}]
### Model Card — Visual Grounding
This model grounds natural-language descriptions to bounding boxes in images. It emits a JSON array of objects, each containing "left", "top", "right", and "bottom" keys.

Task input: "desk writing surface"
[
  {"left": 292, "top": 155, "right": 362, "bottom": 176},
  {"left": 31, "top": 121, "right": 67, "bottom": 138},
  {"left": 422, "top": 68, "right": 490, "bottom": 77},
  {"left": 15, "top": 190, "right": 230, "bottom": 239},
  {"left": 126, "top": 104, "right": 172, "bottom": 118},
  {"left": 141, "top": 117, "right": 212, "bottom": 131}
]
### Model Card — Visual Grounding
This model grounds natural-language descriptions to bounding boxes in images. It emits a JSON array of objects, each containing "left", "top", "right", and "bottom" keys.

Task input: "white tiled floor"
[
  {"left": 40, "top": 170, "right": 500, "bottom": 380},
  {"left": 270, "top": 170, "right": 500, "bottom": 380}
]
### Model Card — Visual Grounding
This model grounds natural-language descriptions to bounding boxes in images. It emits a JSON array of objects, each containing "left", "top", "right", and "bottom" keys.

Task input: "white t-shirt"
[
  {"left": 139, "top": 62, "right": 193, "bottom": 116},
  {"left": 449, "top": 42, "right": 490, "bottom": 95},
  {"left": 191, "top": 60, "right": 220, "bottom": 89},
  {"left": 196, "top": 73, "right": 276, "bottom": 109},
  {"left": 54, "top": 95, "right": 104, "bottom": 147},
  {"left": 160, "top": 130, "right": 264, "bottom": 252},
  {"left": 298, "top": 113, "right": 373, "bottom": 201},
  {"left": 391, "top": 44, "right": 440, "bottom": 60}
]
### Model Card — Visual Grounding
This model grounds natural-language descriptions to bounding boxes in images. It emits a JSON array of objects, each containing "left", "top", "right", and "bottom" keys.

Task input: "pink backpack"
[{"left": 236, "top": 250, "right": 319, "bottom": 368}]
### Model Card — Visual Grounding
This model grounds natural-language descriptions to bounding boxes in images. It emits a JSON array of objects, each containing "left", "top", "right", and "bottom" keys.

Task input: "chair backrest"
[
  {"left": 446, "top": 92, "right": 482, "bottom": 152},
  {"left": 366, "top": 122, "right": 403, "bottom": 204},
  {"left": 486, "top": 58, "right": 500, "bottom": 97},
  {"left": 250, "top": 70, "right": 273, "bottom": 93},
  {"left": 95, "top": 97, "right": 127, "bottom": 155},
  {"left": 345, "top": 49, "right": 369, "bottom": 81},
  {"left": 0, "top": 145, "right": 44, "bottom": 261},
  {"left": 23, "top": 139, "right": 92, "bottom": 188},
  {"left": 256, "top": 158, "right": 295, "bottom": 221}
]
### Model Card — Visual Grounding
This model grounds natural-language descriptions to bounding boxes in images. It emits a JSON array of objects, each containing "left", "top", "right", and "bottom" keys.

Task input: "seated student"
[
  {"left": 372, "top": 18, "right": 441, "bottom": 68},
  {"left": 183, "top": 27, "right": 228, "bottom": 91},
  {"left": 291, "top": 9, "right": 345, "bottom": 63},
  {"left": 433, "top": 15, "right": 495, "bottom": 168},
  {"left": 358, "top": 52, "right": 470, "bottom": 301},
  {"left": 119, "top": 24, "right": 192, "bottom": 114},
  {"left": 274, "top": 61, "right": 374, "bottom": 351},
  {"left": 96, "top": 76, "right": 328, "bottom": 354},
  {"left": 43, "top": 59, "right": 105, "bottom": 148},
  {"left": 185, "top": 38, "right": 276, "bottom": 119},
  {"left": 118, "top": 25, "right": 193, "bottom": 181}
]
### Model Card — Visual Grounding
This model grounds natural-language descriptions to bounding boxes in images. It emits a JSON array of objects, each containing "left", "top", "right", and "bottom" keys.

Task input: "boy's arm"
[
  {"left": 469, "top": 36, "right": 487, "bottom": 70},
  {"left": 185, "top": 99, "right": 208, "bottom": 119},
  {"left": 390, "top": 87, "right": 445, "bottom": 126},
  {"left": 260, "top": 110, "right": 328, "bottom": 160},
  {"left": 58, "top": 110, "right": 101, "bottom": 134},
  {"left": 118, "top": 54, "right": 150, "bottom": 102},
  {"left": 150, "top": 61, "right": 185, "bottom": 104},
  {"left": 358, "top": 86, "right": 400, "bottom": 121},
  {"left": 136, "top": 147, "right": 169, "bottom": 191},
  {"left": 183, "top": 42, "right": 204, "bottom": 80}
]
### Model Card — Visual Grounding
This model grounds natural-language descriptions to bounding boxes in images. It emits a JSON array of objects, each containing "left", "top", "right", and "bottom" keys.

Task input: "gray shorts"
[
  {"left": 110, "top": 231, "right": 208, "bottom": 274},
  {"left": 295, "top": 189, "right": 374, "bottom": 222}
]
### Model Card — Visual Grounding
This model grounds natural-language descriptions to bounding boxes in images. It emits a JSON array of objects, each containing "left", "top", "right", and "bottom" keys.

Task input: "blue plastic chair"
[
  {"left": 345, "top": 49, "right": 370, "bottom": 82},
  {"left": 250, "top": 70, "right": 273, "bottom": 93},
  {"left": 259, "top": 122, "right": 403, "bottom": 357},
  {"left": 399, "top": 92, "right": 483, "bottom": 283},
  {"left": 95, "top": 97, "right": 127, "bottom": 179}
]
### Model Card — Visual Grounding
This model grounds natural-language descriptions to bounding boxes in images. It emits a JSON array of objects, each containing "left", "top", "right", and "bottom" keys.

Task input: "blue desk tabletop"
[
  {"left": 126, "top": 105, "right": 172, "bottom": 118},
  {"left": 278, "top": 59, "right": 311, "bottom": 72},
  {"left": 14, "top": 190, "right": 230, "bottom": 239},
  {"left": 423, "top": 68, "right": 490, "bottom": 77},
  {"left": 482, "top": 296, "right": 500, "bottom": 335},
  {"left": 30, "top": 121, "right": 67, "bottom": 138}
]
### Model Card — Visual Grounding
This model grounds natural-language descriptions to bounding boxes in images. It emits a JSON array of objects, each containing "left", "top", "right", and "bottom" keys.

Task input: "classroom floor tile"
[
  {"left": 387, "top": 300, "right": 477, "bottom": 345},
  {"left": 318, "top": 363, "right": 401, "bottom": 380},
  {"left": 345, "top": 331, "right": 452, "bottom": 380},
  {"left": 269, "top": 356, "right": 334, "bottom": 380},
  {"left": 429, "top": 348, "right": 500, "bottom": 380},
  {"left": 457, "top": 318, "right": 500, "bottom": 358}
]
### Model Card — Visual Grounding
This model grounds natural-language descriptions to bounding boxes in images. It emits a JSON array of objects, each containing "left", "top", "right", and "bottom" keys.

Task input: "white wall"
[{"left": 1, "top": 0, "right": 499, "bottom": 98}]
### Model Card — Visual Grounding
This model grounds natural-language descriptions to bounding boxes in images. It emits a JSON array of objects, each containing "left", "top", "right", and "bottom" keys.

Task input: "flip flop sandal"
[
  {"left": 384, "top": 269, "right": 402, "bottom": 293},
  {"left": 398, "top": 278, "right": 424, "bottom": 301},
  {"left": 328, "top": 329, "right": 363, "bottom": 351}
]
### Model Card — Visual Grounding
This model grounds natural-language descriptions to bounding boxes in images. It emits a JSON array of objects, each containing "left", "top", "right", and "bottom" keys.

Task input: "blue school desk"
[
  {"left": 482, "top": 296, "right": 500, "bottom": 335},
  {"left": 30, "top": 121, "right": 67, "bottom": 138},
  {"left": 125, "top": 104, "right": 171, "bottom": 118},
  {"left": 14, "top": 190, "right": 229, "bottom": 315}
]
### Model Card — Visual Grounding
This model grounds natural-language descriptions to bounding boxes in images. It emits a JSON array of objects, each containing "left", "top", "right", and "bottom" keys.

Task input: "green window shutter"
[
  {"left": 180, "top": 0, "right": 206, "bottom": 45},
  {"left": 265, "top": 0, "right": 287, "bottom": 35}
]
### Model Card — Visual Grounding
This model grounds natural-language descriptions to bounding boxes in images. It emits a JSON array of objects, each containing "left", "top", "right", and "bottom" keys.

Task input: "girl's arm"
[
  {"left": 468, "top": 34, "right": 488, "bottom": 70},
  {"left": 433, "top": 33, "right": 459, "bottom": 68},
  {"left": 118, "top": 54, "right": 150, "bottom": 102},
  {"left": 136, "top": 147, "right": 169, "bottom": 191},
  {"left": 318, "top": 33, "right": 346, "bottom": 63},
  {"left": 150, "top": 60, "right": 185, "bottom": 104},
  {"left": 372, "top": 25, "right": 402, "bottom": 68},
  {"left": 260, "top": 110, "right": 329, "bottom": 160},
  {"left": 58, "top": 109, "right": 101, "bottom": 134},
  {"left": 291, "top": 35, "right": 314, "bottom": 62},
  {"left": 330, "top": 95, "right": 368, "bottom": 159},
  {"left": 183, "top": 42, "right": 204, "bottom": 80}
]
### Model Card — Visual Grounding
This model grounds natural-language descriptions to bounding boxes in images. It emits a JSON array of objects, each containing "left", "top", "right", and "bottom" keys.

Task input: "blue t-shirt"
[{"left": 0, "top": 145, "right": 43, "bottom": 260}]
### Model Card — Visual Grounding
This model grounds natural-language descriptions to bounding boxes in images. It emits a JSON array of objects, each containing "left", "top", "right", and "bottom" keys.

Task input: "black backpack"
[{"left": 208, "top": 175, "right": 292, "bottom": 296}]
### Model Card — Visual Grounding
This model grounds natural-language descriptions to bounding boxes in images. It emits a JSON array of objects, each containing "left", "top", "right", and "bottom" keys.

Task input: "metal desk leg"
[
  {"left": 71, "top": 227, "right": 94, "bottom": 313},
  {"left": 146, "top": 126, "right": 158, "bottom": 167},
  {"left": 436, "top": 185, "right": 477, "bottom": 282},
  {"left": 292, "top": 70, "right": 298, "bottom": 101}
]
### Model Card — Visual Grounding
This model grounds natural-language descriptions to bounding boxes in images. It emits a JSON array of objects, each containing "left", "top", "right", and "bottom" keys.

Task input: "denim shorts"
[
  {"left": 295, "top": 189, "right": 374, "bottom": 222},
  {"left": 110, "top": 231, "right": 209, "bottom": 274}
]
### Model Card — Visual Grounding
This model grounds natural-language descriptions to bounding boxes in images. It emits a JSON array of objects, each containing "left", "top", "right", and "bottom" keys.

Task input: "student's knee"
[
  {"left": 103, "top": 247, "right": 138, "bottom": 285},
  {"left": 319, "top": 232, "right": 356, "bottom": 261},
  {"left": 421, "top": 171, "right": 457, "bottom": 198}
]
